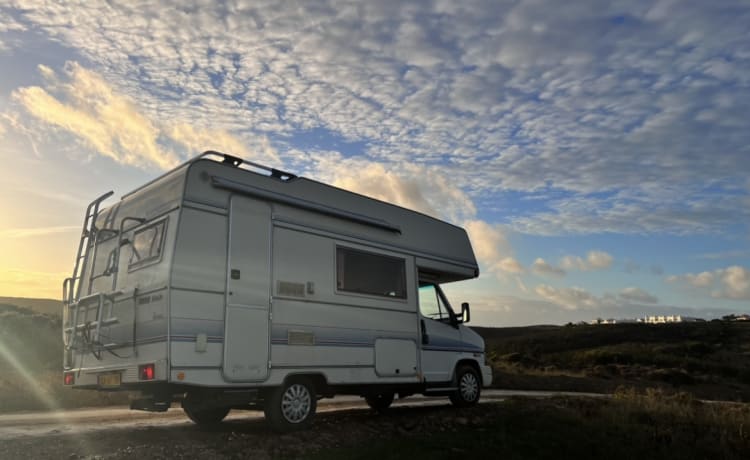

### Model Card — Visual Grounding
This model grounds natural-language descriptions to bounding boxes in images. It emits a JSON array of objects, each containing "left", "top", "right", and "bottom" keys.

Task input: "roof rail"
[
  {"left": 200, "top": 150, "right": 297, "bottom": 181},
  {"left": 122, "top": 150, "right": 296, "bottom": 200}
]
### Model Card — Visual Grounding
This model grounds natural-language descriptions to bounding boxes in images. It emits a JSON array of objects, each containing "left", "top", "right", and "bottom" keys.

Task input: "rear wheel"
[
  {"left": 365, "top": 392, "right": 394, "bottom": 411},
  {"left": 182, "top": 397, "right": 230, "bottom": 425},
  {"left": 264, "top": 378, "right": 317, "bottom": 431},
  {"left": 449, "top": 365, "right": 481, "bottom": 407}
]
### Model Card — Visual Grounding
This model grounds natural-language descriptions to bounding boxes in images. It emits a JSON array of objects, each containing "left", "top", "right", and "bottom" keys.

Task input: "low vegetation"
[
  {"left": 475, "top": 322, "right": 750, "bottom": 401},
  {"left": 0, "top": 302, "right": 129, "bottom": 412},
  {"left": 310, "top": 390, "right": 750, "bottom": 460}
]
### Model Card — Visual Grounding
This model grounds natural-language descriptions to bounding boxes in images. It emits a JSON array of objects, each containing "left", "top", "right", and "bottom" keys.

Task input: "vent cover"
[
  {"left": 277, "top": 281, "right": 305, "bottom": 297},
  {"left": 288, "top": 330, "right": 315, "bottom": 346}
]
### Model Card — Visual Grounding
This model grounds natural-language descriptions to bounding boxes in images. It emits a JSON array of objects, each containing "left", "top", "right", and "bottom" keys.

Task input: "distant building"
[
  {"left": 643, "top": 315, "right": 702, "bottom": 324},
  {"left": 722, "top": 313, "right": 750, "bottom": 322},
  {"left": 592, "top": 318, "right": 639, "bottom": 325}
]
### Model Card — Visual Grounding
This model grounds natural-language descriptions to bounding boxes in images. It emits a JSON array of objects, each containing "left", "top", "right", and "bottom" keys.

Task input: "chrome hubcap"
[
  {"left": 459, "top": 373, "right": 479, "bottom": 401},
  {"left": 281, "top": 384, "right": 311, "bottom": 423}
]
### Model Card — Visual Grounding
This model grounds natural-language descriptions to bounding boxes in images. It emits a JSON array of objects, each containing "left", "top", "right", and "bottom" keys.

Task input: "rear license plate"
[{"left": 98, "top": 372, "right": 121, "bottom": 388}]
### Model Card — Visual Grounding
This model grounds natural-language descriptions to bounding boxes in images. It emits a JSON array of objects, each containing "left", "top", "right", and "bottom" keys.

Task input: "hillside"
[
  {"left": 3, "top": 296, "right": 750, "bottom": 412},
  {"left": 0, "top": 296, "right": 61, "bottom": 317},
  {"left": 0, "top": 302, "right": 128, "bottom": 412},
  {"left": 474, "top": 322, "right": 750, "bottom": 401}
]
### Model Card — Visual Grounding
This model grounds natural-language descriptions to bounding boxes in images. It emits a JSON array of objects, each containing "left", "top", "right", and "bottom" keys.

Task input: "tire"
[
  {"left": 264, "top": 378, "right": 317, "bottom": 432},
  {"left": 182, "top": 398, "right": 230, "bottom": 425},
  {"left": 449, "top": 365, "right": 481, "bottom": 407},
  {"left": 365, "top": 392, "right": 394, "bottom": 411}
]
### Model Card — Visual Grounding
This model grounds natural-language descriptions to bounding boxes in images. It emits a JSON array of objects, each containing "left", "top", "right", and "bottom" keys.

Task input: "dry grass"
[{"left": 0, "top": 370, "right": 130, "bottom": 413}]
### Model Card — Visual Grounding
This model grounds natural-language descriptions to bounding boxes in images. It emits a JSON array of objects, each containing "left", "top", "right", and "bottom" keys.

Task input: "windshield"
[{"left": 418, "top": 283, "right": 455, "bottom": 321}]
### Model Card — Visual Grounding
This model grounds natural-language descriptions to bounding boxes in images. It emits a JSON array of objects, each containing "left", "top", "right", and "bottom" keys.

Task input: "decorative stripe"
[
  {"left": 423, "top": 346, "right": 483, "bottom": 353},
  {"left": 271, "top": 338, "right": 373, "bottom": 348}
]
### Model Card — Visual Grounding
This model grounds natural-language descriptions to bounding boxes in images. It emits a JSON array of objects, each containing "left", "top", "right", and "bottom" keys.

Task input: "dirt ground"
[{"left": 0, "top": 401, "right": 495, "bottom": 460}]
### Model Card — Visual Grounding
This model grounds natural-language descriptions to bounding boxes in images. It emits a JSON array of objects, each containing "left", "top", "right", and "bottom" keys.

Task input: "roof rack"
[
  {"left": 122, "top": 150, "right": 296, "bottom": 200},
  {"left": 200, "top": 150, "right": 297, "bottom": 181}
]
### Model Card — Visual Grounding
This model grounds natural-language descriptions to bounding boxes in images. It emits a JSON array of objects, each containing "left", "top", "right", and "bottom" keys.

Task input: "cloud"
[
  {"left": 531, "top": 258, "right": 566, "bottom": 277},
  {"left": 0, "top": 225, "right": 79, "bottom": 239},
  {"left": 619, "top": 287, "right": 659, "bottom": 304},
  {"left": 313, "top": 153, "right": 476, "bottom": 224},
  {"left": 3, "top": 1, "right": 747, "bottom": 235},
  {"left": 463, "top": 220, "right": 509, "bottom": 265},
  {"left": 11, "top": 62, "right": 277, "bottom": 171},
  {"left": 496, "top": 257, "right": 525, "bottom": 275},
  {"left": 0, "top": 9, "right": 25, "bottom": 51},
  {"left": 13, "top": 62, "right": 179, "bottom": 170},
  {"left": 535, "top": 282, "right": 662, "bottom": 311},
  {"left": 560, "top": 250, "right": 614, "bottom": 271},
  {"left": 534, "top": 284, "right": 599, "bottom": 311},
  {"left": 168, "top": 124, "right": 279, "bottom": 164},
  {"left": 463, "top": 220, "right": 524, "bottom": 277},
  {"left": 668, "top": 265, "right": 750, "bottom": 300}
]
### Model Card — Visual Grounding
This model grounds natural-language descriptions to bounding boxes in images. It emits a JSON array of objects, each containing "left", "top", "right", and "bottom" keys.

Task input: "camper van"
[{"left": 62, "top": 151, "right": 492, "bottom": 431}]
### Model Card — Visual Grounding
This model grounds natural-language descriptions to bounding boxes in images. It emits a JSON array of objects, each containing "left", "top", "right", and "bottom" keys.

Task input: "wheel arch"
[
  {"left": 454, "top": 358, "right": 483, "bottom": 385},
  {"left": 282, "top": 372, "right": 329, "bottom": 395}
]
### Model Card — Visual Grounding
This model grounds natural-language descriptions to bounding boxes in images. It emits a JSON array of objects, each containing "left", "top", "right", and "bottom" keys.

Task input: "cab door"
[
  {"left": 418, "top": 283, "right": 461, "bottom": 382},
  {"left": 222, "top": 195, "right": 271, "bottom": 382}
]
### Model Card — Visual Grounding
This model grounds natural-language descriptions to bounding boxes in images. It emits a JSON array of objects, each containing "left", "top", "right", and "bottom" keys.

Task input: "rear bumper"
[
  {"left": 481, "top": 364, "right": 493, "bottom": 387},
  {"left": 64, "top": 359, "right": 168, "bottom": 389}
]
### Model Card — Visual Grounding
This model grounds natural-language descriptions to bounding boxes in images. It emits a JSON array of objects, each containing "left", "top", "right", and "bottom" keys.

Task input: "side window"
[
  {"left": 129, "top": 220, "right": 167, "bottom": 270},
  {"left": 419, "top": 284, "right": 445, "bottom": 320},
  {"left": 336, "top": 247, "right": 407, "bottom": 299}
]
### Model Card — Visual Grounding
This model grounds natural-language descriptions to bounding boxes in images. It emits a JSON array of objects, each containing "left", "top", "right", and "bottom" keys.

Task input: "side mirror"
[{"left": 460, "top": 302, "right": 471, "bottom": 324}]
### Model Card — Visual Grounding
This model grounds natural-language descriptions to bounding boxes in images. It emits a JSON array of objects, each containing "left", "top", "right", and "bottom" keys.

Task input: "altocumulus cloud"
[
  {"left": 1, "top": 0, "right": 748, "bottom": 235},
  {"left": 12, "top": 63, "right": 277, "bottom": 171},
  {"left": 560, "top": 250, "right": 614, "bottom": 271},
  {"left": 531, "top": 258, "right": 566, "bottom": 277}
]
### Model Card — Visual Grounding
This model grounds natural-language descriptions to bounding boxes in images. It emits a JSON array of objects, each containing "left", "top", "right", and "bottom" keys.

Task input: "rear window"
[
  {"left": 336, "top": 247, "right": 407, "bottom": 299},
  {"left": 129, "top": 220, "right": 167, "bottom": 270}
]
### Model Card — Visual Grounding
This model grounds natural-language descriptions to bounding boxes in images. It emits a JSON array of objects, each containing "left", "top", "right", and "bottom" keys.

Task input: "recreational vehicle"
[{"left": 62, "top": 151, "right": 492, "bottom": 431}]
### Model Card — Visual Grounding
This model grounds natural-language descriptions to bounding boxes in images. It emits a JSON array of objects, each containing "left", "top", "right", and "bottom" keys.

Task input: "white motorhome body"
[{"left": 62, "top": 151, "right": 491, "bottom": 430}]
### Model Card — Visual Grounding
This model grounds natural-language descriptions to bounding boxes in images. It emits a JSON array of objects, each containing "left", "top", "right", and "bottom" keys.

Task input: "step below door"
[{"left": 223, "top": 195, "right": 271, "bottom": 382}]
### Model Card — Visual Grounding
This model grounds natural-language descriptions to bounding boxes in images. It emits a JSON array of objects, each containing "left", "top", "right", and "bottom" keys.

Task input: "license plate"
[{"left": 98, "top": 372, "right": 121, "bottom": 387}]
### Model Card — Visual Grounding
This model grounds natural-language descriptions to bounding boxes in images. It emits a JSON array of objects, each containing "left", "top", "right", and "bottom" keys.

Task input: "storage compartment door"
[
  {"left": 375, "top": 338, "right": 418, "bottom": 377},
  {"left": 223, "top": 196, "right": 271, "bottom": 382}
]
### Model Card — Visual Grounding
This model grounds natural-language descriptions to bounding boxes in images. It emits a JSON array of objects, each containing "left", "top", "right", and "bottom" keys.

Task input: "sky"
[{"left": 0, "top": 0, "right": 748, "bottom": 326}]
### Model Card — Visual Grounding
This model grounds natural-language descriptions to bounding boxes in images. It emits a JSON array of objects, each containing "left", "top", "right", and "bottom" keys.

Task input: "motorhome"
[{"left": 62, "top": 151, "right": 492, "bottom": 431}]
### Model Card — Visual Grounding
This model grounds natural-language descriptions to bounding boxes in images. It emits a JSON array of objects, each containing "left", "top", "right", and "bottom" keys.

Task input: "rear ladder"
[{"left": 62, "top": 191, "right": 113, "bottom": 352}]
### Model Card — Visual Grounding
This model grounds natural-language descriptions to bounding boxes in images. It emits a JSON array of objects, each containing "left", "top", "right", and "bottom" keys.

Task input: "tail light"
[
  {"left": 64, "top": 372, "right": 75, "bottom": 385},
  {"left": 139, "top": 363, "right": 155, "bottom": 380}
]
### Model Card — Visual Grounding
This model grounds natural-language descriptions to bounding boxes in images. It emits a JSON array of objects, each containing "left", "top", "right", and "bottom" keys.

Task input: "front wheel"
[
  {"left": 449, "top": 365, "right": 481, "bottom": 407},
  {"left": 264, "top": 379, "right": 317, "bottom": 432}
]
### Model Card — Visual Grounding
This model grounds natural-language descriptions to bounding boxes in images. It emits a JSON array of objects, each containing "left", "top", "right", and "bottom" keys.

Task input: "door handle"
[{"left": 420, "top": 319, "right": 429, "bottom": 345}]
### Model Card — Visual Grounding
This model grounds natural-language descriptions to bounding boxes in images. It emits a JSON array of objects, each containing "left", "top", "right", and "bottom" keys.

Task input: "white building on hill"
[{"left": 643, "top": 315, "right": 702, "bottom": 324}]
